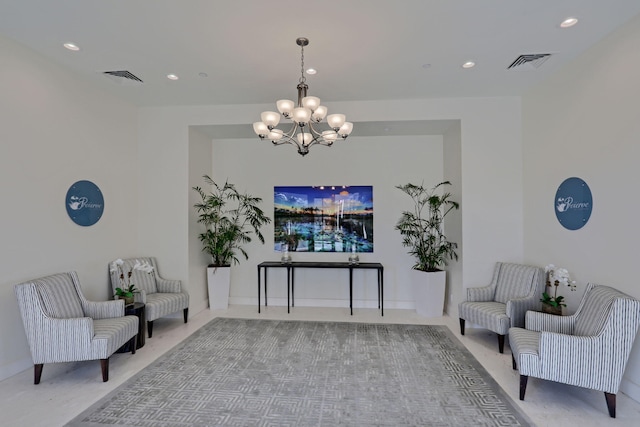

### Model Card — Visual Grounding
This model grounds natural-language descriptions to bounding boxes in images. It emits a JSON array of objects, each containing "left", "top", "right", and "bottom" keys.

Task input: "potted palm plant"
[
  {"left": 395, "top": 181, "right": 459, "bottom": 316},
  {"left": 193, "top": 175, "right": 271, "bottom": 309}
]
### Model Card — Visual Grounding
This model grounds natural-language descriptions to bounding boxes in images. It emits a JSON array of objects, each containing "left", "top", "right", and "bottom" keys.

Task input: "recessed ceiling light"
[
  {"left": 462, "top": 61, "right": 475, "bottom": 69},
  {"left": 63, "top": 43, "right": 80, "bottom": 51},
  {"left": 306, "top": 68, "right": 317, "bottom": 75},
  {"left": 560, "top": 17, "right": 578, "bottom": 28},
  {"left": 167, "top": 74, "right": 179, "bottom": 80}
]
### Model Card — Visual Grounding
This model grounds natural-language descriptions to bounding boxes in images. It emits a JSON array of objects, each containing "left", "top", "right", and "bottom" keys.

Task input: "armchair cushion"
[
  {"left": 35, "top": 273, "right": 84, "bottom": 318},
  {"left": 574, "top": 285, "right": 618, "bottom": 336},
  {"left": 494, "top": 265, "right": 537, "bottom": 304},
  {"left": 459, "top": 301, "right": 511, "bottom": 335},
  {"left": 117, "top": 258, "right": 158, "bottom": 294}
]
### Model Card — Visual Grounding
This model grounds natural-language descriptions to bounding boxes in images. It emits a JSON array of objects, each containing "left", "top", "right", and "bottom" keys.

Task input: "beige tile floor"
[{"left": 2, "top": 305, "right": 640, "bottom": 426}]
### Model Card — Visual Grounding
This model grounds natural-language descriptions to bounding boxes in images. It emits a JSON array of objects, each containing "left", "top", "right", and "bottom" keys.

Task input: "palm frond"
[
  {"left": 193, "top": 175, "right": 271, "bottom": 266},
  {"left": 395, "top": 181, "right": 459, "bottom": 271}
]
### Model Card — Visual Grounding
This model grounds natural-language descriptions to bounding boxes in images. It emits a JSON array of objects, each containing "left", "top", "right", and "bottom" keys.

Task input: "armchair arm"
[
  {"left": 525, "top": 310, "right": 576, "bottom": 334},
  {"left": 506, "top": 294, "right": 541, "bottom": 328},
  {"left": 28, "top": 316, "right": 95, "bottom": 364},
  {"left": 157, "top": 278, "right": 182, "bottom": 293},
  {"left": 538, "top": 331, "right": 619, "bottom": 393},
  {"left": 82, "top": 299, "right": 124, "bottom": 319},
  {"left": 466, "top": 285, "right": 494, "bottom": 302}
]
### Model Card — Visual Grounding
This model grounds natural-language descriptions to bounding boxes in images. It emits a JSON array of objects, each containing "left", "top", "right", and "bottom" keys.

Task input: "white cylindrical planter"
[
  {"left": 411, "top": 269, "right": 446, "bottom": 317},
  {"left": 207, "top": 266, "right": 231, "bottom": 310}
]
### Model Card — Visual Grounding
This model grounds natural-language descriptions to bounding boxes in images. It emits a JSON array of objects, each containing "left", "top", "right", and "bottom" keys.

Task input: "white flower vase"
[
  {"left": 348, "top": 244, "right": 359, "bottom": 265},
  {"left": 281, "top": 247, "right": 292, "bottom": 264}
]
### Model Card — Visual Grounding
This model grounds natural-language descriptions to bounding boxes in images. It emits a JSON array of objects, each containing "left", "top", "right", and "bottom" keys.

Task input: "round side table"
[{"left": 117, "top": 302, "right": 146, "bottom": 353}]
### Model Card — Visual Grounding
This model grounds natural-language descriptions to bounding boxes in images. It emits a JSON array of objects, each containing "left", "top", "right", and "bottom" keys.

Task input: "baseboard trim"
[
  {"left": 0, "top": 357, "right": 32, "bottom": 382},
  {"left": 229, "top": 297, "right": 414, "bottom": 310},
  {"left": 621, "top": 377, "right": 640, "bottom": 404}
]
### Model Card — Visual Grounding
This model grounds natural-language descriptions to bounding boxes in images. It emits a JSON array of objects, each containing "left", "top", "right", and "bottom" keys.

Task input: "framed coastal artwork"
[{"left": 274, "top": 185, "right": 373, "bottom": 253}]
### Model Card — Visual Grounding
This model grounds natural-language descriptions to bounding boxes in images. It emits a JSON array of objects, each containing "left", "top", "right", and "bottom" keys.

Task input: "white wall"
[
  {"left": 0, "top": 35, "right": 139, "bottom": 379},
  {"left": 443, "top": 123, "right": 463, "bottom": 314},
  {"left": 210, "top": 134, "right": 443, "bottom": 309},
  {"left": 457, "top": 98, "right": 524, "bottom": 297},
  {"left": 188, "top": 128, "right": 213, "bottom": 314},
  {"left": 523, "top": 14, "right": 640, "bottom": 401}
]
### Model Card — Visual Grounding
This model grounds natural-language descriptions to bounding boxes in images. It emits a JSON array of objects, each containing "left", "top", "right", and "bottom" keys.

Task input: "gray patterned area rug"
[{"left": 67, "top": 318, "right": 531, "bottom": 427}]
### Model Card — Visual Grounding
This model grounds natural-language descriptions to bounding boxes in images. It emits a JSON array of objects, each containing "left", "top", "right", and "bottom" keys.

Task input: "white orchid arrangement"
[
  {"left": 541, "top": 264, "right": 577, "bottom": 308},
  {"left": 110, "top": 259, "right": 154, "bottom": 298}
]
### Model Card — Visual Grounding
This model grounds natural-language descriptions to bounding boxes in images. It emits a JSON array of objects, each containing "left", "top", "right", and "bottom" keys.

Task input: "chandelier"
[{"left": 253, "top": 37, "right": 353, "bottom": 156}]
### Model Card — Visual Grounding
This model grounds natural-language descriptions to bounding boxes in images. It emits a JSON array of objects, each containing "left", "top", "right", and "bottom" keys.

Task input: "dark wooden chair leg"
[
  {"left": 147, "top": 320, "right": 153, "bottom": 338},
  {"left": 512, "top": 354, "right": 517, "bottom": 370},
  {"left": 100, "top": 358, "right": 109, "bottom": 382},
  {"left": 497, "top": 334, "right": 505, "bottom": 353},
  {"left": 34, "top": 364, "right": 43, "bottom": 385},
  {"left": 459, "top": 318, "right": 465, "bottom": 335},
  {"left": 130, "top": 335, "right": 137, "bottom": 354},
  {"left": 183, "top": 308, "right": 189, "bottom": 323},
  {"left": 605, "top": 392, "right": 616, "bottom": 418},
  {"left": 519, "top": 375, "right": 528, "bottom": 400}
]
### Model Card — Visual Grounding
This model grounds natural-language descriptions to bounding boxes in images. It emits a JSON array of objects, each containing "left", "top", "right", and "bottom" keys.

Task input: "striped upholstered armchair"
[
  {"left": 14, "top": 272, "right": 138, "bottom": 384},
  {"left": 509, "top": 283, "right": 640, "bottom": 418},
  {"left": 109, "top": 257, "right": 189, "bottom": 338},
  {"left": 458, "top": 262, "right": 545, "bottom": 353}
]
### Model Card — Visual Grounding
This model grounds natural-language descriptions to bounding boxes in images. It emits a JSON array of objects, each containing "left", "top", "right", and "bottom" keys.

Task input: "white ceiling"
[{"left": 2, "top": 0, "right": 640, "bottom": 139}]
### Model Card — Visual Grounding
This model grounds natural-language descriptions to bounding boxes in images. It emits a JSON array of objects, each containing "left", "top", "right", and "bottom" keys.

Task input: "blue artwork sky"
[{"left": 274, "top": 186, "right": 373, "bottom": 212}]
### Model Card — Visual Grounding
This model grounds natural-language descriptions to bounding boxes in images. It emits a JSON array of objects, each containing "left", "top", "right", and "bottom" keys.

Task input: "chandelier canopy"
[{"left": 253, "top": 37, "right": 353, "bottom": 156}]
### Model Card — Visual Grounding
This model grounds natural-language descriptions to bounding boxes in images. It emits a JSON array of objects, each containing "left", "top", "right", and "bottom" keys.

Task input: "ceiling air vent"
[
  {"left": 102, "top": 70, "right": 143, "bottom": 85},
  {"left": 507, "top": 53, "right": 552, "bottom": 70}
]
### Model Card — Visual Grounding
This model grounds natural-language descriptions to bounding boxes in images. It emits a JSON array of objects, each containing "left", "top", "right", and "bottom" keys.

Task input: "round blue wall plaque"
[
  {"left": 554, "top": 177, "right": 592, "bottom": 230},
  {"left": 65, "top": 180, "right": 104, "bottom": 226}
]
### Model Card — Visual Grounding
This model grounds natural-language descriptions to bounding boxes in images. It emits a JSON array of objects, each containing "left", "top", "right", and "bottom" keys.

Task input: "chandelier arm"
[
  {"left": 282, "top": 121, "right": 298, "bottom": 137},
  {"left": 315, "top": 139, "right": 332, "bottom": 147},
  {"left": 270, "top": 139, "right": 293, "bottom": 146},
  {"left": 307, "top": 122, "right": 325, "bottom": 138},
  {"left": 308, "top": 122, "right": 337, "bottom": 146},
  {"left": 307, "top": 133, "right": 332, "bottom": 148},
  {"left": 274, "top": 125, "right": 303, "bottom": 147}
]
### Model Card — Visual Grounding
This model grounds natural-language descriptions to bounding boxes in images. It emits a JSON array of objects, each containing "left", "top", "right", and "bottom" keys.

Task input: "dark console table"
[{"left": 257, "top": 261, "right": 384, "bottom": 316}]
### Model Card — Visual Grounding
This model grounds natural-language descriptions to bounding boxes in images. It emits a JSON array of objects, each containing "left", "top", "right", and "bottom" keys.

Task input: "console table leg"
[
  {"left": 287, "top": 266, "right": 291, "bottom": 314},
  {"left": 381, "top": 268, "right": 384, "bottom": 316},
  {"left": 377, "top": 269, "right": 381, "bottom": 309},
  {"left": 257, "top": 266, "right": 261, "bottom": 313},
  {"left": 350, "top": 267, "right": 353, "bottom": 315}
]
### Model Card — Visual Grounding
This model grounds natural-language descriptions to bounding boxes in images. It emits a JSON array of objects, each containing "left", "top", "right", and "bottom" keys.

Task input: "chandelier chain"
[{"left": 299, "top": 44, "right": 306, "bottom": 84}]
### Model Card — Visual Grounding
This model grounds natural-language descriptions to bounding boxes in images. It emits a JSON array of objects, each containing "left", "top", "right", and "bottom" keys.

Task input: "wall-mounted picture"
[{"left": 274, "top": 186, "right": 373, "bottom": 253}]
